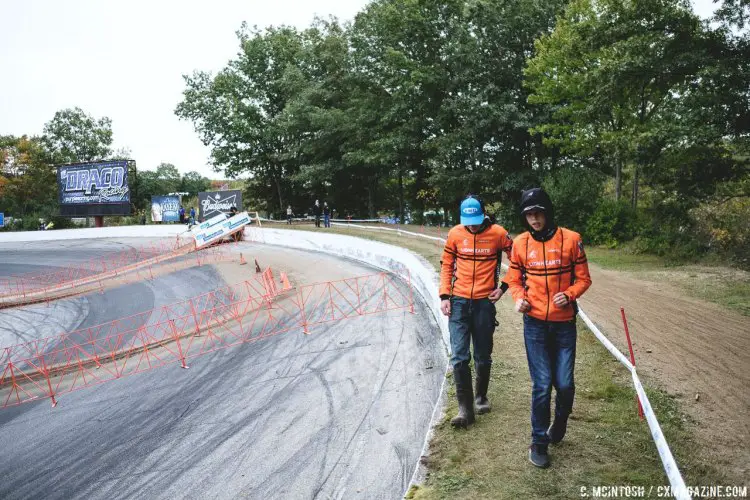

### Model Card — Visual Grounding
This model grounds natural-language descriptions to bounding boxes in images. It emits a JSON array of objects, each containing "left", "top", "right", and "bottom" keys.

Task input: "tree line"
[
  {"left": 177, "top": 0, "right": 749, "bottom": 265},
  {"left": 0, "top": 107, "right": 212, "bottom": 229}
]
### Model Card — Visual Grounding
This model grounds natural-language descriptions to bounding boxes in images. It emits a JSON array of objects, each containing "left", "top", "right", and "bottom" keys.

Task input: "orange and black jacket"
[
  {"left": 440, "top": 221, "right": 514, "bottom": 300},
  {"left": 504, "top": 227, "right": 592, "bottom": 322}
]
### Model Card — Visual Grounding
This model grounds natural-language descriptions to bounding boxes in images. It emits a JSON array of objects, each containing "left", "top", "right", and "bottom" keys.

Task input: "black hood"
[{"left": 519, "top": 188, "right": 557, "bottom": 241}]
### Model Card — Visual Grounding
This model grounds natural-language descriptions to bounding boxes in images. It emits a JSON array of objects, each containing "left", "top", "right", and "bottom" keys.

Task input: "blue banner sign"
[
  {"left": 151, "top": 195, "right": 180, "bottom": 222},
  {"left": 58, "top": 161, "right": 130, "bottom": 205}
]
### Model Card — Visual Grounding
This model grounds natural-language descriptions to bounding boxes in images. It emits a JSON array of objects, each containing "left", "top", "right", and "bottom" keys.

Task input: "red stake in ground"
[{"left": 621, "top": 307, "right": 644, "bottom": 419}]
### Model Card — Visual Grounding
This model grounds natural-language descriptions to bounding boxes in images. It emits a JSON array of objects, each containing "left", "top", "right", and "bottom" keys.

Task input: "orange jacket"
[
  {"left": 440, "top": 222, "right": 513, "bottom": 300},
  {"left": 504, "top": 227, "right": 592, "bottom": 322}
]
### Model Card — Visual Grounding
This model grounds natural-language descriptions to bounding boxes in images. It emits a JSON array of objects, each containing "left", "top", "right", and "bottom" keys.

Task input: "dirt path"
[{"left": 580, "top": 264, "right": 750, "bottom": 481}]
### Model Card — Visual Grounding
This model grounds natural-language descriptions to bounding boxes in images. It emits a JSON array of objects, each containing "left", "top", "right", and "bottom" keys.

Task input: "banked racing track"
[{"left": 0, "top": 234, "right": 445, "bottom": 500}]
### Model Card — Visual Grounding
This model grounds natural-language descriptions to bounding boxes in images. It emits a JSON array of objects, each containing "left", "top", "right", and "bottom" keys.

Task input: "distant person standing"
[
  {"left": 287, "top": 205, "right": 293, "bottom": 225},
  {"left": 189, "top": 207, "right": 196, "bottom": 226},
  {"left": 323, "top": 202, "right": 331, "bottom": 228},
  {"left": 179, "top": 206, "right": 185, "bottom": 224},
  {"left": 313, "top": 200, "right": 322, "bottom": 228}
]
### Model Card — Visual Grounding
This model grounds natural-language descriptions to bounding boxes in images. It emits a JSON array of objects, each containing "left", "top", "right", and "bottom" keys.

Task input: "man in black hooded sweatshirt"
[{"left": 504, "top": 188, "right": 592, "bottom": 468}]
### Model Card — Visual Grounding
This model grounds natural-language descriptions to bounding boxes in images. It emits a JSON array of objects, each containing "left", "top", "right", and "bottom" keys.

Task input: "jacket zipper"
[
  {"left": 470, "top": 231, "right": 477, "bottom": 300},
  {"left": 543, "top": 239, "right": 550, "bottom": 321}
]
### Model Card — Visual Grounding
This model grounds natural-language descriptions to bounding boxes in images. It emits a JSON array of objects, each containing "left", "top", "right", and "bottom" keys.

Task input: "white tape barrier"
[
  {"left": 322, "top": 224, "right": 690, "bottom": 500},
  {"left": 332, "top": 222, "right": 446, "bottom": 242},
  {"left": 632, "top": 373, "right": 690, "bottom": 499},
  {"left": 578, "top": 310, "right": 689, "bottom": 499},
  {"left": 330, "top": 218, "right": 381, "bottom": 223},
  {"left": 578, "top": 308, "right": 634, "bottom": 370},
  {"left": 257, "top": 217, "right": 309, "bottom": 223}
]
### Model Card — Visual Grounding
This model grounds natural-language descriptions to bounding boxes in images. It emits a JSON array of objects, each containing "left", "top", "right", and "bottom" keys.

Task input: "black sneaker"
[
  {"left": 547, "top": 417, "right": 568, "bottom": 444},
  {"left": 528, "top": 444, "right": 550, "bottom": 468}
]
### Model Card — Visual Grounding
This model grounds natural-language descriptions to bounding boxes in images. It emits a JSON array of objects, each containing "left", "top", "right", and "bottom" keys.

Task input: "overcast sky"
[{"left": 0, "top": 0, "right": 719, "bottom": 178}]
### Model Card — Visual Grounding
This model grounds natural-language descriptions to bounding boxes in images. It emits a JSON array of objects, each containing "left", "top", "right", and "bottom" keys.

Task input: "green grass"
[
  {"left": 587, "top": 246, "right": 750, "bottom": 316},
  {"left": 585, "top": 246, "right": 667, "bottom": 271},
  {"left": 408, "top": 318, "right": 721, "bottom": 500},
  {"left": 272, "top": 223, "right": 724, "bottom": 498}
]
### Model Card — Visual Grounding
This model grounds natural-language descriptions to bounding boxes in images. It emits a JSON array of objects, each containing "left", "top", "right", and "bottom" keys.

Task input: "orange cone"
[
  {"left": 280, "top": 272, "right": 292, "bottom": 291},
  {"left": 239, "top": 253, "right": 247, "bottom": 265}
]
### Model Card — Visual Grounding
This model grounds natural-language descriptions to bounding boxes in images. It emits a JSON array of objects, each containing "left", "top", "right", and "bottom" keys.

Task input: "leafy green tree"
[
  {"left": 42, "top": 107, "right": 113, "bottom": 163},
  {"left": 0, "top": 135, "right": 57, "bottom": 217},
  {"left": 525, "top": 0, "right": 717, "bottom": 207},
  {"left": 180, "top": 171, "right": 211, "bottom": 195},
  {"left": 177, "top": 24, "right": 309, "bottom": 213},
  {"left": 427, "top": 0, "right": 566, "bottom": 219},
  {"left": 155, "top": 163, "right": 181, "bottom": 193}
]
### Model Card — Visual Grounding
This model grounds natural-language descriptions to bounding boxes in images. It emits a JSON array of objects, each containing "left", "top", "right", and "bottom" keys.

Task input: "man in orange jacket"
[
  {"left": 440, "top": 195, "right": 513, "bottom": 428},
  {"left": 504, "top": 188, "right": 592, "bottom": 468}
]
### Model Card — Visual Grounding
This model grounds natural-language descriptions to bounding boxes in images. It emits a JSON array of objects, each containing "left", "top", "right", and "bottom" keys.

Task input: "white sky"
[
  {"left": 0, "top": 0, "right": 369, "bottom": 177},
  {"left": 0, "top": 0, "right": 718, "bottom": 178}
]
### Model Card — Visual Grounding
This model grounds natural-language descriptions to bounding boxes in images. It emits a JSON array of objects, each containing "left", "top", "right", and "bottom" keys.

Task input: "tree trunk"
[
  {"left": 367, "top": 175, "right": 376, "bottom": 219},
  {"left": 412, "top": 154, "right": 426, "bottom": 225},
  {"left": 631, "top": 165, "right": 640, "bottom": 209},
  {"left": 273, "top": 172, "right": 284, "bottom": 216},
  {"left": 615, "top": 159, "right": 622, "bottom": 202},
  {"left": 398, "top": 167, "right": 404, "bottom": 224}
]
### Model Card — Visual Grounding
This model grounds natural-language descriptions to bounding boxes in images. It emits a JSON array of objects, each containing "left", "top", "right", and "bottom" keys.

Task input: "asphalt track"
[{"left": 0, "top": 238, "right": 445, "bottom": 499}]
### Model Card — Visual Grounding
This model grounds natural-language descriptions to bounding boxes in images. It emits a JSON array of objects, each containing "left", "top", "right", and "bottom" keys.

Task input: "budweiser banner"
[{"left": 198, "top": 190, "right": 242, "bottom": 220}]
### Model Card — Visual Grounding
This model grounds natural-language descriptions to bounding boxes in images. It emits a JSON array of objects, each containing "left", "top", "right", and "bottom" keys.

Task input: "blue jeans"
[
  {"left": 449, "top": 297, "right": 496, "bottom": 370},
  {"left": 324, "top": 214, "right": 330, "bottom": 227},
  {"left": 523, "top": 315, "right": 577, "bottom": 445}
]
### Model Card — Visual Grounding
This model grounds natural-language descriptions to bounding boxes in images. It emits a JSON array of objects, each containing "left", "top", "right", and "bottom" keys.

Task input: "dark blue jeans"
[
  {"left": 523, "top": 315, "right": 577, "bottom": 445},
  {"left": 449, "top": 297, "right": 496, "bottom": 371}
]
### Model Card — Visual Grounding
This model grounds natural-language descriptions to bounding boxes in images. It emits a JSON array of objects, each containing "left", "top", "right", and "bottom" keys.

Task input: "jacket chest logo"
[
  {"left": 460, "top": 247, "right": 491, "bottom": 254},
  {"left": 528, "top": 258, "right": 562, "bottom": 267}
]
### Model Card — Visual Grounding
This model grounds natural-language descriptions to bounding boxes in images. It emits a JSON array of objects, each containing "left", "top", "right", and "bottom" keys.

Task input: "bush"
[
  {"left": 47, "top": 215, "right": 75, "bottom": 230},
  {"left": 692, "top": 197, "right": 750, "bottom": 269},
  {"left": 586, "top": 200, "right": 640, "bottom": 247},
  {"left": 543, "top": 166, "right": 605, "bottom": 234},
  {"left": 633, "top": 199, "right": 706, "bottom": 263}
]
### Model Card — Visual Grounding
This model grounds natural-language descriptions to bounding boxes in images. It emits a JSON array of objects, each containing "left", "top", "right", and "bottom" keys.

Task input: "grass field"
[
  {"left": 586, "top": 246, "right": 750, "bottom": 316},
  {"left": 270, "top": 223, "right": 725, "bottom": 499}
]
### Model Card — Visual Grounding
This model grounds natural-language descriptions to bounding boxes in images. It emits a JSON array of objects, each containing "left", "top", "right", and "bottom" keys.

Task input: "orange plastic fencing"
[
  {"left": 0, "top": 239, "right": 234, "bottom": 309},
  {"left": 0, "top": 237, "right": 188, "bottom": 300},
  {"left": 0, "top": 268, "right": 415, "bottom": 409}
]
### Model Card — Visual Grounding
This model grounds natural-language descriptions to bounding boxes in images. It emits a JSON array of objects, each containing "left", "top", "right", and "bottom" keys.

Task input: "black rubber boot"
[
  {"left": 528, "top": 443, "right": 550, "bottom": 468},
  {"left": 547, "top": 415, "right": 569, "bottom": 444},
  {"left": 450, "top": 365, "right": 475, "bottom": 428},
  {"left": 474, "top": 363, "right": 491, "bottom": 414}
]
